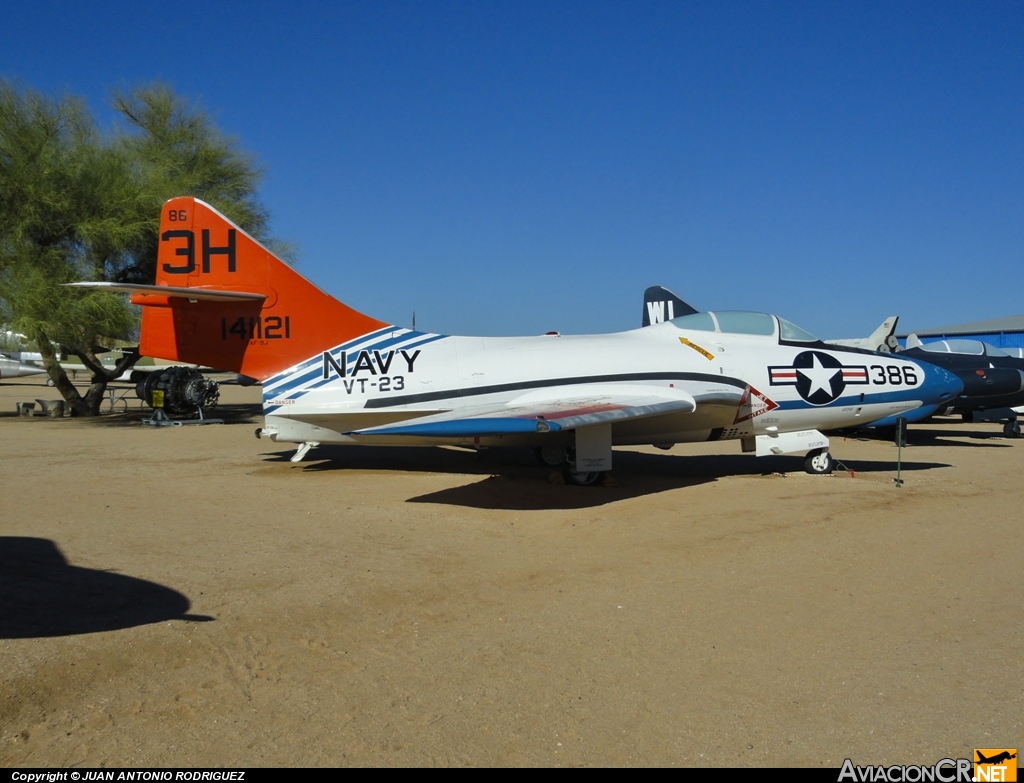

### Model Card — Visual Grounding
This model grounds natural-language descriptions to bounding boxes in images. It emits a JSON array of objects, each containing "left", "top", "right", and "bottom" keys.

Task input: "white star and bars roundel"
[{"left": 768, "top": 350, "right": 869, "bottom": 405}]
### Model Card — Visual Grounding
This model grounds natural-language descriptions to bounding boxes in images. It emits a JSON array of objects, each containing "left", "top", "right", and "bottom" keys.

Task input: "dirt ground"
[{"left": 0, "top": 375, "right": 1020, "bottom": 767}]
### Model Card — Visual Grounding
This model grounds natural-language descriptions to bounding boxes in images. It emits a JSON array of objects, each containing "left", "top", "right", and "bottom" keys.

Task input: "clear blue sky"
[{"left": 3, "top": 1, "right": 1022, "bottom": 338}]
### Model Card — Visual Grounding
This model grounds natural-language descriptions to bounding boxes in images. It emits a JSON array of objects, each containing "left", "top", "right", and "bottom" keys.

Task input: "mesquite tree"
[{"left": 0, "top": 82, "right": 274, "bottom": 414}]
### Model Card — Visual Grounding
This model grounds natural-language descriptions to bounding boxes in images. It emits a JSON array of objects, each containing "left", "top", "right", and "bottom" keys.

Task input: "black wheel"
[
  {"left": 535, "top": 445, "right": 567, "bottom": 466},
  {"left": 565, "top": 468, "right": 602, "bottom": 486},
  {"left": 1003, "top": 420, "right": 1021, "bottom": 438},
  {"left": 804, "top": 448, "right": 835, "bottom": 475},
  {"left": 562, "top": 444, "right": 604, "bottom": 485}
]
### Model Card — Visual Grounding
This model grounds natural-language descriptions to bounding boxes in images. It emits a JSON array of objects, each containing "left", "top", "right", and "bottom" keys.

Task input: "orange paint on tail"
[{"left": 134, "top": 197, "right": 387, "bottom": 381}]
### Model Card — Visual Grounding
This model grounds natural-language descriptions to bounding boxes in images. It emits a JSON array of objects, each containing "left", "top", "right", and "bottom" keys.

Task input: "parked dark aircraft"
[{"left": 901, "top": 336, "right": 1024, "bottom": 436}]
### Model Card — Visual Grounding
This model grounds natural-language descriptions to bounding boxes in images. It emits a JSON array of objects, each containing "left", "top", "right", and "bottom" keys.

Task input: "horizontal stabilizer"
[{"left": 65, "top": 282, "right": 265, "bottom": 302}]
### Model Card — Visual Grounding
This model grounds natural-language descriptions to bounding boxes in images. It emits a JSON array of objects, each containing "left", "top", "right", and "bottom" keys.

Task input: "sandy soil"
[{"left": 0, "top": 375, "right": 1020, "bottom": 767}]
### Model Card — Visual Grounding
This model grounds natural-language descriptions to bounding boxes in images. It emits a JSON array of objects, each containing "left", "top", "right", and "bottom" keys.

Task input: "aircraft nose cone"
[
  {"left": 15, "top": 363, "right": 47, "bottom": 378},
  {"left": 868, "top": 360, "right": 964, "bottom": 428}
]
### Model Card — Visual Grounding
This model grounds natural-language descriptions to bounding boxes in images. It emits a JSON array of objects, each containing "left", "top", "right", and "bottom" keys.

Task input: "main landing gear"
[
  {"left": 565, "top": 466, "right": 602, "bottom": 486},
  {"left": 803, "top": 448, "right": 835, "bottom": 475},
  {"left": 535, "top": 445, "right": 604, "bottom": 486},
  {"left": 534, "top": 445, "right": 567, "bottom": 467}
]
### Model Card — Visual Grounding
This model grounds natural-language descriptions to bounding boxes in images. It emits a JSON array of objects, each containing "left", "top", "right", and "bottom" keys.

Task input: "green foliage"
[{"left": 0, "top": 79, "right": 276, "bottom": 413}]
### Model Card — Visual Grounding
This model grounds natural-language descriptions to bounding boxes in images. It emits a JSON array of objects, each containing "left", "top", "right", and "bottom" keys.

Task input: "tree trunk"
[
  {"left": 32, "top": 330, "right": 93, "bottom": 416},
  {"left": 81, "top": 381, "right": 111, "bottom": 416},
  {"left": 32, "top": 329, "right": 142, "bottom": 417}
]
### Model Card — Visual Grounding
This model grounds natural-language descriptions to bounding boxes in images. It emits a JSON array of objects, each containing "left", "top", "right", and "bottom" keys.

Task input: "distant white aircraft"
[
  {"left": 826, "top": 316, "right": 900, "bottom": 353},
  {"left": 71, "top": 198, "right": 963, "bottom": 483},
  {"left": 2, "top": 347, "right": 141, "bottom": 385},
  {"left": 0, "top": 355, "right": 47, "bottom": 381}
]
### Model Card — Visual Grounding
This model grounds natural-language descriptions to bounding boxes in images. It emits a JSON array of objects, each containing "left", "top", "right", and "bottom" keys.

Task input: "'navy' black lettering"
[
  {"left": 374, "top": 350, "right": 395, "bottom": 374},
  {"left": 323, "top": 352, "right": 346, "bottom": 380},
  {"left": 352, "top": 351, "right": 377, "bottom": 376},
  {"left": 401, "top": 349, "right": 420, "bottom": 372}
]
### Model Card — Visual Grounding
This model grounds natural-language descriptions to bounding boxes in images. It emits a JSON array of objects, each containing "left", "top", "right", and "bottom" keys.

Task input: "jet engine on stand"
[{"left": 136, "top": 366, "right": 220, "bottom": 416}]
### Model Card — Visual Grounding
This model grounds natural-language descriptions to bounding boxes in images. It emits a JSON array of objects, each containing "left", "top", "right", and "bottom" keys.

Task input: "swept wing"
[{"left": 348, "top": 384, "right": 697, "bottom": 437}]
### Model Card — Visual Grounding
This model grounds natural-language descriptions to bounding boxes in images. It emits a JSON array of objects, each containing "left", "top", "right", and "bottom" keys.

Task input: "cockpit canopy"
[
  {"left": 916, "top": 338, "right": 1024, "bottom": 358},
  {"left": 669, "top": 310, "right": 819, "bottom": 343}
]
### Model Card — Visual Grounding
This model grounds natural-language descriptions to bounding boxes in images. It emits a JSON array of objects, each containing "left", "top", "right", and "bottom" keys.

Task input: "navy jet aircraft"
[
  {"left": 639, "top": 287, "right": 969, "bottom": 432},
  {"left": 899, "top": 336, "right": 1024, "bottom": 436},
  {"left": 71, "top": 199, "right": 963, "bottom": 483},
  {"left": 648, "top": 290, "right": 1024, "bottom": 439}
]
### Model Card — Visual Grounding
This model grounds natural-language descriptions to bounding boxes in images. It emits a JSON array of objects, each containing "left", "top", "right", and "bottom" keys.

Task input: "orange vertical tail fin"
[{"left": 135, "top": 197, "right": 387, "bottom": 381}]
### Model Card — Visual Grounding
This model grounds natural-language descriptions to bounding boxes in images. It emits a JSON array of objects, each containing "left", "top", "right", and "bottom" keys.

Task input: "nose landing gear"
[{"left": 803, "top": 448, "right": 835, "bottom": 475}]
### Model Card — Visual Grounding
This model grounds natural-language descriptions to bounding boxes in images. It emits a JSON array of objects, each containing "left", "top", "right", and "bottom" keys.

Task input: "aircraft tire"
[
  {"left": 535, "top": 445, "right": 568, "bottom": 466},
  {"left": 565, "top": 468, "right": 602, "bottom": 486},
  {"left": 803, "top": 448, "right": 835, "bottom": 475},
  {"left": 1003, "top": 420, "right": 1021, "bottom": 438}
]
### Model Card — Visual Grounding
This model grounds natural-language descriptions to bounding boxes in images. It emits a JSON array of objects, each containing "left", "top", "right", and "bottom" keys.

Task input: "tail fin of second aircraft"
[
  {"left": 123, "top": 197, "right": 387, "bottom": 381},
  {"left": 867, "top": 316, "right": 900, "bottom": 352},
  {"left": 825, "top": 316, "right": 901, "bottom": 352},
  {"left": 641, "top": 285, "right": 699, "bottom": 327}
]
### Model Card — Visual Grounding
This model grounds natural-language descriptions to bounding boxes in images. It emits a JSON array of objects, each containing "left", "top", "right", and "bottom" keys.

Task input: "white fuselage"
[{"left": 259, "top": 318, "right": 955, "bottom": 451}]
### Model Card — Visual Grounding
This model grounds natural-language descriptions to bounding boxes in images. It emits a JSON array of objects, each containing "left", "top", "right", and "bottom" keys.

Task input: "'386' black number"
[{"left": 869, "top": 365, "right": 917, "bottom": 385}]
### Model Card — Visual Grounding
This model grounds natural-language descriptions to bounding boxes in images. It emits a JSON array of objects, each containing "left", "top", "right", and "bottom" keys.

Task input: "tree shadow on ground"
[{"left": 0, "top": 537, "right": 213, "bottom": 638}]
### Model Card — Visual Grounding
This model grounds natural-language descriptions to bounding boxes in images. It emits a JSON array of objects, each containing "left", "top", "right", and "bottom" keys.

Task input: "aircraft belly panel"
[{"left": 768, "top": 399, "right": 923, "bottom": 432}]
